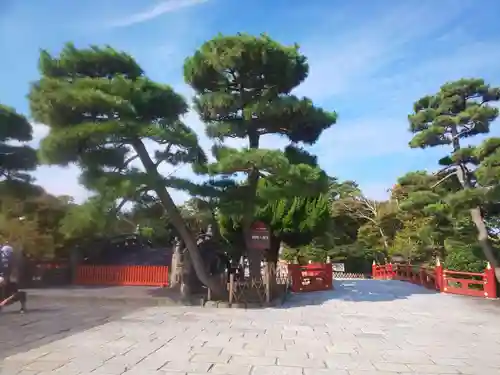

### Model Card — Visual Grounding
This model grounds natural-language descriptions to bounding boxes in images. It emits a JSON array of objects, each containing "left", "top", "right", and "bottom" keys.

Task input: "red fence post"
[
  {"left": 483, "top": 262, "right": 497, "bottom": 299},
  {"left": 387, "top": 263, "right": 393, "bottom": 280},
  {"left": 435, "top": 258, "right": 444, "bottom": 292}
]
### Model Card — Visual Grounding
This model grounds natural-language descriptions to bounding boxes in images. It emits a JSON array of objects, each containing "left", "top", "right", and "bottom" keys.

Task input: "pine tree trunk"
[
  {"left": 378, "top": 227, "right": 389, "bottom": 251},
  {"left": 132, "top": 140, "right": 225, "bottom": 296},
  {"left": 451, "top": 125, "right": 500, "bottom": 280},
  {"left": 243, "top": 177, "right": 262, "bottom": 279},
  {"left": 469, "top": 207, "right": 500, "bottom": 280},
  {"left": 180, "top": 249, "right": 192, "bottom": 300},
  {"left": 208, "top": 210, "right": 221, "bottom": 242},
  {"left": 455, "top": 165, "right": 500, "bottom": 279},
  {"left": 243, "top": 131, "right": 262, "bottom": 280}
]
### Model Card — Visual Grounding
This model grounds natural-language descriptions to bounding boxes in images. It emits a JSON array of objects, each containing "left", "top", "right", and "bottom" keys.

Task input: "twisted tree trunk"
[
  {"left": 242, "top": 131, "right": 262, "bottom": 280},
  {"left": 133, "top": 140, "right": 225, "bottom": 296},
  {"left": 450, "top": 125, "right": 500, "bottom": 280}
]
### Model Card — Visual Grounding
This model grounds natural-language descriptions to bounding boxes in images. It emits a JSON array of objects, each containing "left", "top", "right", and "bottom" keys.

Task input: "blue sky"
[{"left": 1, "top": 0, "right": 500, "bottom": 203}]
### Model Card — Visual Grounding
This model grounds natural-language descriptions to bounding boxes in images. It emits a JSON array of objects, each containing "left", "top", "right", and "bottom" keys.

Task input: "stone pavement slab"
[{"left": 2, "top": 280, "right": 500, "bottom": 374}]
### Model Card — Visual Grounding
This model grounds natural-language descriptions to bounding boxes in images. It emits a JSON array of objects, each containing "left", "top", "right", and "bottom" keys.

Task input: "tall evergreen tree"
[
  {"left": 408, "top": 78, "right": 500, "bottom": 277},
  {"left": 0, "top": 104, "right": 38, "bottom": 182},
  {"left": 392, "top": 171, "right": 492, "bottom": 270},
  {"left": 184, "top": 33, "right": 337, "bottom": 277},
  {"left": 28, "top": 43, "right": 223, "bottom": 293}
]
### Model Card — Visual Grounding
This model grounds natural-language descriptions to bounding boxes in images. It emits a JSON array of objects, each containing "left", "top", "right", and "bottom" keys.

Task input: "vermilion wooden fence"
[
  {"left": 372, "top": 260, "right": 496, "bottom": 299},
  {"left": 288, "top": 263, "right": 333, "bottom": 293},
  {"left": 74, "top": 265, "right": 169, "bottom": 287}
]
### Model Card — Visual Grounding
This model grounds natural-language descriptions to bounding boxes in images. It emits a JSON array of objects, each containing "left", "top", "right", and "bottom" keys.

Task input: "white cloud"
[
  {"left": 31, "top": 123, "right": 49, "bottom": 143},
  {"left": 107, "top": 0, "right": 208, "bottom": 28},
  {"left": 34, "top": 165, "right": 91, "bottom": 202},
  {"left": 285, "top": 1, "right": 499, "bottom": 200},
  {"left": 25, "top": 0, "right": 500, "bottom": 205},
  {"left": 28, "top": 123, "right": 89, "bottom": 203},
  {"left": 312, "top": 118, "right": 412, "bottom": 165},
  {"left": 294, "top": 0, "right": 473, "bottom": 101},
  {"left": 311, "top": 40, "right": 500, "bottom": 171},
  {"left": 32, "top": 142, "right": 195, "bottom": 204},
  {"left": 294, "top": 1, "right": 500, "bottom": 187},
  {"left": 373, "top": 41, "right": 500, "bottom": 107}
]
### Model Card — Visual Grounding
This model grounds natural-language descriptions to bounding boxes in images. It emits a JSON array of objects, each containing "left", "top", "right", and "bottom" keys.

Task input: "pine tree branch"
[
  {"left": 122, "top": 154, "right": 139, "bottom": 168},
  {"left": 452, "top": 126, "right": 473, "bottom": 140},
  {"left": 340, "top": 200, "right": 378, "bottom": 225},
  {"left": 163, "top": 165, "right": 184, "bottom": 178},
  {"left": 431, "top": 171, "right": 457, "bottom": 189},
  {"left": 111, "top": 154, "right": 139, "bottom": 173},
  {"left": 155, "top": 144, "right": 172, "bottom": 167},
  {"left": 435, "top": 165, "right": 454, "bottom": 175},
  {"left": 113, "top": 198, "right": 129, "bottom": 215}
]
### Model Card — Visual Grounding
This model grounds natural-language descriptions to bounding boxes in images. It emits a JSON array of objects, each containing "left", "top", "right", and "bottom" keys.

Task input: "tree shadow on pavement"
[
  {"left": 0, "top": 299, "right": 151, "bottom": 361},
  {"left": 280, "top": 279, "right": 439, "bottom": 308}
]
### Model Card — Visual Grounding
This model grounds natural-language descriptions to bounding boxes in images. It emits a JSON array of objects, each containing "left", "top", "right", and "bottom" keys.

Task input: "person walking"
[{"left": 0, "top": 242, "right": 27, "bottom": 313}]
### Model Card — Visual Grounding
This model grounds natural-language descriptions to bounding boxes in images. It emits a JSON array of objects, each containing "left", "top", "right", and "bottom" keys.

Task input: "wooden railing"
[
  {"left": 442, "top": 269, "right": 493, "bottom": 298},
  {"left": 288, "top": 263, "right": 333, "bottom": 293},
  {"left": 74, "top": 265, "right": 169, "bottom": 287},
  {"left": 372, "top": 260, "right": 496, "bottom": 299}
]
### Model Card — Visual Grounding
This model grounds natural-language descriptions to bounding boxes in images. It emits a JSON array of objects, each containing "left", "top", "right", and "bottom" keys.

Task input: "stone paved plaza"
[{"left": 1, "top": 280, "right": 500, "bottom": 374}]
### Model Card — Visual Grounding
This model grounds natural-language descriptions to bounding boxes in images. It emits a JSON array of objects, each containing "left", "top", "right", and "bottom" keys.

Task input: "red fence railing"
[
  {"left": 74, "top": 265, "right": 169, "bottom": 287},
  {"left": 288, "top": 263, "right": 333, "bottom": 293},
  {"left": 372, "top": 261, "right": 496, "bottom": 299}
]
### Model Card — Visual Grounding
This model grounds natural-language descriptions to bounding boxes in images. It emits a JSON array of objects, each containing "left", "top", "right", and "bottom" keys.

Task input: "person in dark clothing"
[
  {"left": 0, "top": 281, "right": 26, "bottom": 312},
  {"left": 0, "top": 243, "right": 26, "bottom": 313}
]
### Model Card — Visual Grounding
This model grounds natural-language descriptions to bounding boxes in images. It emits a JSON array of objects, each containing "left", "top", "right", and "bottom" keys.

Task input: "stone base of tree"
[{"left": 201, "top": 277, "right": 289, "bottom": 308}]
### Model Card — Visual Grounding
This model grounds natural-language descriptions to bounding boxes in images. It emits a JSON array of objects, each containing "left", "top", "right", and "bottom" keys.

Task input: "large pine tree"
[
  {"left": 184, "top": 33, "right": 337, "bottom": 278},
  {"left": 408, "top": 78, "right": 500, "bottom": 278},
  {"left": 28, "top": 43, "right": 224, "bottom": 294},
  {"left": 0, "top": 104, "right": 37, "bottom": 182}
]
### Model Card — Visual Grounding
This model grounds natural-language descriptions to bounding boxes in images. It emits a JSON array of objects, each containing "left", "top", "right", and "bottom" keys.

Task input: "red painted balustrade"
[{"left": 372, "top": 260, "right": 496, "bottom": 299}]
